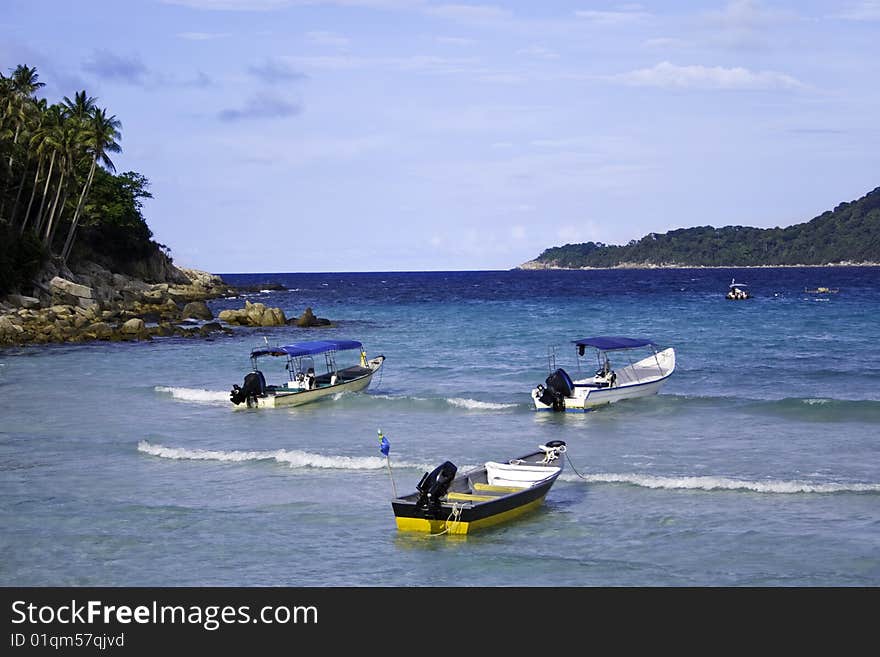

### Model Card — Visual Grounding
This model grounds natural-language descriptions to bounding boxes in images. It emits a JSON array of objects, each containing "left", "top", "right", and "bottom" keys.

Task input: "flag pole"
[{"left": 378, "top": 429, "right": 397, "bottom": 498}]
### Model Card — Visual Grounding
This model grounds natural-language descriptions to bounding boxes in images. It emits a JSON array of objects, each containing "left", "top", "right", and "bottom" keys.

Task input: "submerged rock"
[{"left": 291, "top": 306, "right": 333, "bottom": 327}]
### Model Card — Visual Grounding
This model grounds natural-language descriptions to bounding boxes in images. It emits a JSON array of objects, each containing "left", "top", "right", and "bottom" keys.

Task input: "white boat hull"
[
  {"left": 532, "top": 347, "right": 675, "bottom": 412},
  {"left": 237, "top": 357, "right": 384, "bottom": 409}
]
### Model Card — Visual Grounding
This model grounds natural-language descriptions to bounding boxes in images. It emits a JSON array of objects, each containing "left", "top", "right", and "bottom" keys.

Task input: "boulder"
[
  {"left": 50, "top": 276, "right": 93, "bottom": 300},
  {"left": 218, "top": 302, "right": 286, "bottom": 326},
  {"left": 182, "top": 301, "right": 213, "bottom": 320},
  {"left": 6, "top": 294, "right": 41, "bottom": 309},
  {"left": 121, "top": 318, "right": 145, "bottom": 334},
  {"left": 293, "top": 307, "right": 333, "bottom": 327}
]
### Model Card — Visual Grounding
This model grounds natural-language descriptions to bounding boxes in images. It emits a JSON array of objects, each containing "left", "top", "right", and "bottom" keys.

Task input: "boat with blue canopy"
[
  {"left": 726, "top": 278, "right": 751, "bottom": 300},
  {"left": 531, "top": 336, "right": 675, "bottom": 412},
  {"left": 230, "top": 339, "right": 385, "bottom": 408}
]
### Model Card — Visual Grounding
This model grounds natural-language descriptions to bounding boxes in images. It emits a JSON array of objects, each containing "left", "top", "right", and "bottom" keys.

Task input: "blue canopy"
[
  {"left": 573, "top": 336, "right": 655, "bottom": 351},
  {"left": 251, "top": 339, "right": 363, "bottom": 358}
]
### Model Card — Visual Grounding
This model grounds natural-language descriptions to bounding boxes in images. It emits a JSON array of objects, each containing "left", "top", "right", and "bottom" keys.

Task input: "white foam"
[
  {"left": 802, "top": 398, "right": 831, "bottom": 405},
  {"left": 155, "top": 386, "right": 229, "bottom": 404},
  {"left": 137, "top": 441, "right": 428, "bottom": 470},
  {"left": 446, "top": 397, "right": 518, "bottom": 410},
  {"left": 560, "top": 471, "right": 880, "bottom": 494}
]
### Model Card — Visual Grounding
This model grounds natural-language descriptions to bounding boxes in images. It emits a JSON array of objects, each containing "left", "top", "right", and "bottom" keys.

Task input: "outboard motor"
[
  {"left": 230, "top": 370, "right": 266, "bottom": 407},
  {"left": 415, "top": 461, "right": 457, "bottom": 516},
  {"left": 537, "top": 368, "right": 574, "bottom": 411}
]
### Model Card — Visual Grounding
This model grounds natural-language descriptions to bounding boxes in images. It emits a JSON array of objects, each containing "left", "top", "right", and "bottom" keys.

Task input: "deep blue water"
[{"left": 1, "top": 267, "right": 879, "bottom": 586}]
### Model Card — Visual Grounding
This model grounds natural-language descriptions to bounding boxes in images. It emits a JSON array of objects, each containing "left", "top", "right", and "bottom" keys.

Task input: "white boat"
[
  {"left": 230, "top": 339, "right": 385, "bottom": 409},
  {"left": 531, "top": 336, "right": 675, "bottom": 412},
  {"left": 726, "top": 279, "right": 751, "bottom": 300}
]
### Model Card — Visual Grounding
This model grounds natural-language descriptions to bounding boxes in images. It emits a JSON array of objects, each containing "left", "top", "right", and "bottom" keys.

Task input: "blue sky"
[{"left": 3, "top": 1, "right": 878, "bottom": 273}]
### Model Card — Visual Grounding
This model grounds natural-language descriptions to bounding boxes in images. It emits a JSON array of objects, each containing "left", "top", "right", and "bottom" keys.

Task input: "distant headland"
[{"left": 518, "top": 186, "right": 880, "bottom": 270}]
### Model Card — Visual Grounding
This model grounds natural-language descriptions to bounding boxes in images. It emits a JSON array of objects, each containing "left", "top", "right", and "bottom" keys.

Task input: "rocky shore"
[{"left": 0, "top": 258, "right": 333, "bottom": 347}]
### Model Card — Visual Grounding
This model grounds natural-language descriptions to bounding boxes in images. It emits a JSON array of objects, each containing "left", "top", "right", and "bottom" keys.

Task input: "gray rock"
[
  {"left": 50, "top": 276, "right": 93, "bottom": 300},
  {"left": 6, "top": 294, "right": 41, "bottom": 309},
  {"left": 182, "top": 301, "right": 213, "bottom": 320},
  {"left": 121, "top": 318, "right": 145, "bottom": 334}
]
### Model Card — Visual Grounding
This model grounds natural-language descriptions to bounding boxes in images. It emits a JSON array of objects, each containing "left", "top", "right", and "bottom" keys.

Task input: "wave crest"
[
  {"left": 137, "top": 441, "right": 429, "bottom": 470},
  {"left": 561, "top": 471, "right": 880, "bottom": 494},
  {"left": 446, "top": 397, "right": 518, "bottom": 410},
  {"left": 155, "top": 386, "right": 229, "bottom": 404}
]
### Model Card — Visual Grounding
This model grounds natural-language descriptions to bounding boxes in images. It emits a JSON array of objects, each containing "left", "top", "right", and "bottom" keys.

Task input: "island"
[
  {"left": 519, "top": 186, "right": 880, "bottom": 270},
  {"left": 0, "top": 65, "right": 325, "bottom": 346}
]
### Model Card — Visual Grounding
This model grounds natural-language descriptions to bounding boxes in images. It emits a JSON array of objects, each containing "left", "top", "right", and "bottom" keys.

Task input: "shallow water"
[{"left": 1, "top": 267, "right": 878, "bottom": 586}]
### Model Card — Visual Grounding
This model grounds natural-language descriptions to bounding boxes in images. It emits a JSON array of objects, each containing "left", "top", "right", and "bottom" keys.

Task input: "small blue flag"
[{"left": 378, "top": 429, "right": 390, "bottom": 456}]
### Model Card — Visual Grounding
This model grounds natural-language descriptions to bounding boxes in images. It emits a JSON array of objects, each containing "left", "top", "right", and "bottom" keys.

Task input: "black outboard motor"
[
  {"left": 230, "top": 370, "right": 266, "bottom": 407},
  {"left": 538, "top": 368, "right": 574, "bottom": 411},
  {"left": 415, "top": 461, "right": 457, "bottom": 516}
]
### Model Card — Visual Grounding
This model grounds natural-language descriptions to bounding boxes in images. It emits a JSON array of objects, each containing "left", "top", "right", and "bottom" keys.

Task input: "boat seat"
[
  {"left": 444, "top": 492, "right": 497, "bottom": 502},
  {"left": 472, "top": 483, "right": 520, "bottom": 494}
]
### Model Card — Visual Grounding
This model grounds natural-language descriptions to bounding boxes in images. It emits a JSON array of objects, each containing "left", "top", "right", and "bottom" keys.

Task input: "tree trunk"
[
  {"left": 33, "top": 150, "right": 56, "bottom": 236},
  {"left": 42, "top": 165, "right": 66, "bottom": 249},
  {"left": 10, "top": 156, "right": 31, "bottom": 225},
  {"left": 61, "top": 156, "right": 97, "bottom": 264},
  {"left": 19, "top": 155, "right": 43, "bottom": 234},
  {"left": 47, "top": 187, "right": 69, "bottom": 250}
]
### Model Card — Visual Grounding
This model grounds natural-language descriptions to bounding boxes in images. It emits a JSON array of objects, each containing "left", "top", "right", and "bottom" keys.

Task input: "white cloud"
[
  {"left": 837, "top": 1, "right": 880, "bottom": 20},
  {"left": 306, "top": 30, "right": 350, "bottom": 47},
  {"left": 614, "top": 61, "right": 805, "bottom": 91},
  {"left": 176, "top": 31, "right": 230, "bottom": 40},
  {"left": 425, "top": 4, "right": 512, "bottom": 23},
  {"left": 162, "top": 0, "right": 421, "bottom": 9},
  {"left": 517, "top": 45, "right": 559, "bottom": 60},
  {"left": 701, "top": 0, "right": 800, "bottom": 49},
  {"left": 574, "top": 8, "right": 650, "bottom": 25},
  {"left": 436, "top": 36, "right": 476, "bottom": 46},
  {"left": 643, "top": 37, "right": 687, "bottom": 49},
  {"left": 286, "top": 54, "right": 481, "bottom": 75}
]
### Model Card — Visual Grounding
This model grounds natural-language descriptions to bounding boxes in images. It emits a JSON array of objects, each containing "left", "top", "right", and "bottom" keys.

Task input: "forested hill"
[{"left": 520, "top": 186, "right": 880, "bottom": 269}]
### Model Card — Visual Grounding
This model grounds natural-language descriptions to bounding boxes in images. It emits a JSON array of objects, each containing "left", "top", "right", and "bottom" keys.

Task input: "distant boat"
[
  {"left": 230, "top": 339, "right": 385, "bottom": 408},
  {"left": 531, "top": 336, "right": 675, "bottom": 412},
  {"left": 391, "top": 441, "right": 566, "bottom": 535},
  {"left": 726, "top": 278, "right": 751, "bottom": 300},
  {"left": 805, "top": 286, "right": 839, "bottom": 294}
]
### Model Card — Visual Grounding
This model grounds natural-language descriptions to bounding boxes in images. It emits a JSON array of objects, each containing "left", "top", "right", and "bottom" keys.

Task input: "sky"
[{"left": 2, "top": 1, "right": 879, "bottom": 273}]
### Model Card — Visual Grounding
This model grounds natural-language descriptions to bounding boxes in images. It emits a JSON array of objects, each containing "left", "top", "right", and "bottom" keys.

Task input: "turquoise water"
[{"left": 1, "top": 267, "right": 878, "bottom": 586}]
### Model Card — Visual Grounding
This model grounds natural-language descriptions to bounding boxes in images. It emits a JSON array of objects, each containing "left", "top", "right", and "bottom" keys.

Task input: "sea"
[{"left": 1, "top": 267, "right": 878, "bottom": 587}]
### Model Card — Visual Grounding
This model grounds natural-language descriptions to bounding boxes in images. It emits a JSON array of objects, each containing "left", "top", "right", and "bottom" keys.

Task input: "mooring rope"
[
  {"left": 564, "top": 451, "right": 589, "bottom": 480},
  {"left": 430, "top": 503, "right": 463, "bottom": 537}
]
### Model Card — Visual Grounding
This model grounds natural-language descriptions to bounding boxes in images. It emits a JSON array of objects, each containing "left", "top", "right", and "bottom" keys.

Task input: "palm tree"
[
  {"left": 9, "top": 96, "right": 47, "bottom": 226},
  {"left": 62, "top": 90, "right": 97, "bottom": 123},
  {"left": 31, "top": 105, "right": 65, "bottom": 238},
  {"left": 40, "top": 117, "right": 78, "bottom": 248},
  {"left": 17, "top": 98, "right": 48, "bottom": 233},
  {"left": 61, "top": 107, "right": 122, "bottom": 263},
  {"left": 2, "top": 66, "right": 44, "bottom": 186}
]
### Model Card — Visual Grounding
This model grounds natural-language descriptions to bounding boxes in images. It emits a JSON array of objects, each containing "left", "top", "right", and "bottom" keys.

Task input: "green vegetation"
[
  {"left": 0, "top": 65, "right": 163, "bottom": 294},
  {"left": 528, "top": 187, "right": 880, "bottom": 268}
]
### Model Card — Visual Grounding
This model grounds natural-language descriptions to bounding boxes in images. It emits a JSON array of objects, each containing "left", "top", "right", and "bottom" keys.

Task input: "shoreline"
[{"left": 516, "top": 261, "right": 880, "bottom": 271}]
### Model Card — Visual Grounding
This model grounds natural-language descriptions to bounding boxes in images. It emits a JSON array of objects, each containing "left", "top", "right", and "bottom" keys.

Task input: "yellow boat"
[{"left": 391, "top": 441, "right": 566, "bottom": 535}]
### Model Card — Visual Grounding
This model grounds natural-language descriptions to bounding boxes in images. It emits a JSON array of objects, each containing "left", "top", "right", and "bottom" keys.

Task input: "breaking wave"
[
  {"left": 154, "top": 386, "right": 229, "bottom": 404},
  {"left": 366, "top": 393, "right": 521, "bottom": 411},
  {"left": 137, "top": 441, "right": 430, "bottom": 470},
  {"left": 663, "top": 394, "right": 880, "bottom": 422},
  {"left": 560, "top": 471, "right": 880, "bottom": 494},
  {"left": 446, "top": 397, "right": 519, "bottom": 411}
]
